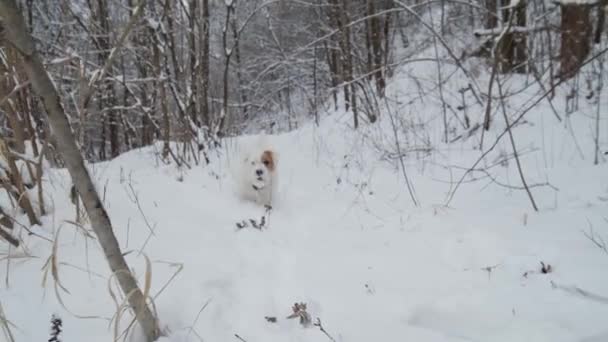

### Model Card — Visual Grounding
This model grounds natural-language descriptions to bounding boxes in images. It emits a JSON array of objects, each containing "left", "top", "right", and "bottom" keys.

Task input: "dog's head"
[{"left": 243, "top": 148, "right": 277, "bottom": 190}]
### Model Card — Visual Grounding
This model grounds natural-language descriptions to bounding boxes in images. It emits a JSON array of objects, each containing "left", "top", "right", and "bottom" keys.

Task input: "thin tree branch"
[{"left": 444, "top": 46, "right": 608, "bottom": 206}]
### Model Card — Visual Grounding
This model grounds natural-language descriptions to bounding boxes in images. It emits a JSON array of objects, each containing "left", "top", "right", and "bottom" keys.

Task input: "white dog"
[{"left": 235, "top": 137, "right": 279, "bottom": 207}]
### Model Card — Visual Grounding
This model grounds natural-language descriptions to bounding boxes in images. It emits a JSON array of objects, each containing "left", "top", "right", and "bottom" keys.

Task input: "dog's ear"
[{"left": 262, "top": 150, "right": 278, "bottom": 171}]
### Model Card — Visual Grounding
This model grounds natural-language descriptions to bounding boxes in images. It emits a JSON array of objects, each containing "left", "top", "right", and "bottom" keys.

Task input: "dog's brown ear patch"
[{"left": 261, "top": 150, "right": 276, "bottom": 172}]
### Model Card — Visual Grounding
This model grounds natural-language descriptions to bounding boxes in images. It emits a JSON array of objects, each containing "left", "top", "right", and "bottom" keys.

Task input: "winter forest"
[{"left": 1, "top": 0, "right": 608, "bottom": 341}]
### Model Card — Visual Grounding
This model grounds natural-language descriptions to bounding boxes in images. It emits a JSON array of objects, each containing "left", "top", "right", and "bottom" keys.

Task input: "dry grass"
[{"left": 0, "top": 301, "right": 17, "bottom": 342}]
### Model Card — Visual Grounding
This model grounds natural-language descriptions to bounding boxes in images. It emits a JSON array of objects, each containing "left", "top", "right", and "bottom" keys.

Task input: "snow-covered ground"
[{"left": 2, "top": 53, "right": 608, "bottom": 342}]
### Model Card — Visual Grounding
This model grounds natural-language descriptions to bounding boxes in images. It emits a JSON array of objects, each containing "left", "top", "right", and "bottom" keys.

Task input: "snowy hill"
[{"left": 2, "top": 55, "right": 608, "bottom": 342}]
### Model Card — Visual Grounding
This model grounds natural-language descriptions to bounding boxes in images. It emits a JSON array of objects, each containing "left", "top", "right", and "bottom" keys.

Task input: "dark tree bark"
[
  {"left": 560, "top": 3, "right": 593, "bottom": 79},
  {"left": 0, "top": 48, "right": 27, "bottom": 154},
  {"left": 365, "top": 7, "right": 373, "bottom": 80},
  {"left": 325, "top": 0, "right": 342, "bottom": 111},
  {"left": 594, "top": 0, "right": 607, "bottom": 44},
  {"left": 230, "top": 7, "right": 248, "bottom": 119},
  {"left": 217, "top": 0, "right": 235, "bottom": 136},
  {"left": 324, "top": 38, "right": 340, "bottom": 110},
  {"left": 485, "top": 0, "right": 498, "bottom": 29},
  {"left": 339, "top": 0, "right": 358, "bottom": 127},
  {"left": 130, "top": 0, "right": 154, "bottom": 146},
  {"left": 200, "top": 0, "right": 210, "bottom": 127},
  {"left": 368, "top": 0, "right": 385, "bottom": 93},
  {"left": 382, "top": 0, "right": 393, "bottom": 85},
  {"left": 333, "top": 0, "right": 350, "bottom": 111},
  {"left": 497, "top": 0, "right": 527, "bottom": 73},
  {"left": 188, "top": 0, "right": 199, "bottom": 127},
  {"left": 94, "top": 0, "right": 120, "bottom": 158},
  {"left": 151, "top": 24, "right": 170, "bottom": 159}
]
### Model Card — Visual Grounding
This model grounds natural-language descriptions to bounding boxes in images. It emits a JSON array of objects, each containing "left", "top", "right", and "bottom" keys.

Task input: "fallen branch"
[
  {"left": 286, "top": 302, "right": 311, "bottom": 326},
  {"left": 314, "top": 318, "right": 337, "bottom": 342},
  {"left": 236, "top": 205, "right": 272, "bottom": 231},
  {"left": 234, "top": 333, "right": 248, "bottom": 342},
  {"left": 0, "top": 301, "right": 17, "bottom": 342},
  {"left": 582, "top": 219, "right": 608, "bottom": 255},
  {"left": 551, "top": 281, "right": 608, "bottom": 304},
  {"left": 474, "top": 25, "right": 554, "bottom": 37},
  {"left": 481, "top": 263, "right": 502, "bottom": 279}
]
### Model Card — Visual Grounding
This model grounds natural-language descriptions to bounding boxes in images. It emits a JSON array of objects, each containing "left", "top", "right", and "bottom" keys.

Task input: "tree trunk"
[
  {"left": 94, "top": 0, "right": 120, "bottom": 159},
  {"left": 230, "top": 9, "right": 248, "bottom": 119},
  {"left": 365, "top": 8, "right": 373, "bottom": 80},
  {"left": 382, "top": 1, "right": 393, "bottom": 87},
  {"left": 323, "top": 0, "right": 340, "bottom": 110},
  {"left": 368, "top": 0, "right": 385, "bottom": 94},
  {"left": 0, "top": 48, "right": 27, "bottom": 154},
  {"left": 328, "top": 0, "right": 353, "bottom": 115},
  {"left": 108, "top": 90, "right": 120, "bottom": 158},
  {"left": 497, "top": 0, "right": 527, "bottom": 73},
  {"left": 485, "top": 0, "right": 498, "bottom": 29},
  {"left": 200, "top": 0, "right": 210, "bottom": 127},
  {"left": 130, "top": 0, "right": 153, "bottom": 146},
  {"left": 163, "top": 0, "right": 183, "bottom": 107},
  {"left": 99, "top": 113, "right": 107, "bottom": 160},
  {"left": 0, "top": 139, "right": 40, "bottom": 226},
  {"left": 324, "top": 40, "right": 339, "bottom": 110},
  {"left": 339, "top": 0, "right": 357, "bottom": 127},
  {"left": 0, "top": 1, "right": 160, "bottom": 340},
  {"left": 218, "top": 0, "right": 235, "bottom": 136},
  {"left": 560, "top": 3, "right": 593, "bottom": 79},
  {"left": 188, "top": 0, "right": 199, "bottom": 127},
  {"left": 594, "top": 0, "right": 607, "bottom": 44},
  {"left": 313, "top": 42, "right": 319, "bottom": 125},
  {"left": 152, "top": 27, "right": 170, "bottom": 159}
]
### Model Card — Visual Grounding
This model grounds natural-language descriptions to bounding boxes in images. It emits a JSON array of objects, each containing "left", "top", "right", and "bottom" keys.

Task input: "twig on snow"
[
  {"left": 286, "top": 302, "right": 311, "bottom": 326},
  {"left": 0, "top": 301, "right": 17, "bottom": 342},
  {"left": 236, "top": 205, "right": 272, "bottom": 231},
  {"left": 582, "top": 219, "right": 608, "bottom": 255},
  {"left": 234, "top": 333, "right": 248, "bottom": 342},
  {"left": 551, "top": 281, "right": 608, "bottom": 304},
  {"left": 314, "top": 318, "right": 337, "bottom": 342},
  {"left": 481, "top": 263, "right": 502, "bottom": 279},
  {"left": 186, "top": 298, "right": 212, "bottom": 340}
]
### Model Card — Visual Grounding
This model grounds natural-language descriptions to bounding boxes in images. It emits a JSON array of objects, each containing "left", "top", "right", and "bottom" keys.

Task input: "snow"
[{"left": 2, "top": 50, "right": 608, "bottom": 342}]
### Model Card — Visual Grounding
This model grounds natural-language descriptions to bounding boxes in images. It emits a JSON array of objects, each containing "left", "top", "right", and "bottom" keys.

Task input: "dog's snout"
[{"left": 255, "top": 169, "right": 263, "bottom": 176}]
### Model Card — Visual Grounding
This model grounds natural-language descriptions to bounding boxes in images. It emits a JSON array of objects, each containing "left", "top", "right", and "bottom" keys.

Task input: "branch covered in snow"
[
  {"left": 556, "top": 0, "right": 598, "bottom": 5},
  {"left": 474, "top": 25, "right": 555, "bottom": 37}
]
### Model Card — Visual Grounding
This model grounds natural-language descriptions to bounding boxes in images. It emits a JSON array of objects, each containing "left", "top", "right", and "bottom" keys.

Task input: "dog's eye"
[{"left": 263, "top": 160, "right": 270, "bottom": 166}]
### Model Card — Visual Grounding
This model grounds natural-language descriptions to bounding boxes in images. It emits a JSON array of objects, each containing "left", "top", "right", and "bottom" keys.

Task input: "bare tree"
[{"left": 0, "top": 1, "right": 160, "bottom": 341}]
